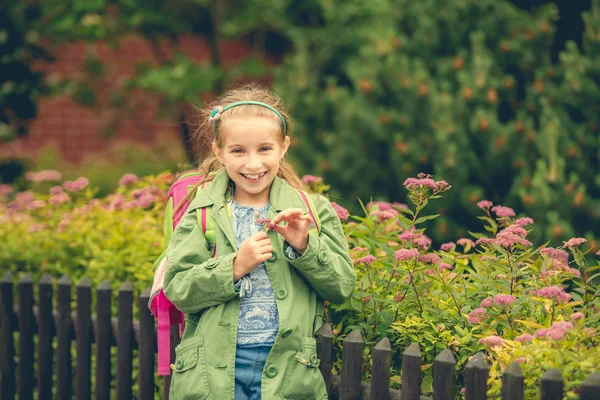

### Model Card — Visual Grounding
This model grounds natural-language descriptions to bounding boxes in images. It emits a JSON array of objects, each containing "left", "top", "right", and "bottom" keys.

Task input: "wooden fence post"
[
  {"left": 95, "top": 281, "right": 112, "bottom": 400},
  {"left": 1, "top": 272, "right": 16, "bottom": 400},
  {"left": 540, "top": 368, "right": 563, "bottom": 400},
  {"left": 579, "top": 373, "right": 600, "bottom": 400},
  {"left": 371, "top": 337, "right": 392, "bottom": 400},
  {"left": 138, "top": 288, "right": 155, "bottom": 400},
  {"left": 501, "top": 361, "right": 524, "bottom": 400},
  {"left": 400, "top": 343, "right": 422, "bottom": 400},
  {"left": 116, "top": 281, "right": 134, "bottom": 400},
  {"left": 37, "top": 274, "right": 54, "bottom": 400},
  {"left": 75, "top": 277, "right": 92, "bottom": 400},
  {"left": 316, "top": 322, "right": 333, "bottom": 397},
  {"left": 433, "top": 349, "right": 456, "bottom": 400},
  {"left": 56, "top": 275, "right": 73, "bottom": 399},
  {"left": 464, "top": 352, "right": 488, "bottom": 400},
  {"left": 340, "top": 329, "right": 363, "bottom": 400},
  {"left": 18, "top": 273, "right": 35, "bottom": 400}
]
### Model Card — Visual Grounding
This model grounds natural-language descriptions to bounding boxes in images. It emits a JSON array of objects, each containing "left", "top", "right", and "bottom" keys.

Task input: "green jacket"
[{"left": 164, "top": 170, "right": 356, "bottom": 400}]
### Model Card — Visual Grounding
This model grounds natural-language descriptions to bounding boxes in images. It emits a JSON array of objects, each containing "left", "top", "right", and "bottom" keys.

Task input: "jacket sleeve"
[
  {"left": 163, "top": 208, "right": 237, "bottom": 314},
  {"left": 285, "top": 194, "right": 356, "bottom": 304}
]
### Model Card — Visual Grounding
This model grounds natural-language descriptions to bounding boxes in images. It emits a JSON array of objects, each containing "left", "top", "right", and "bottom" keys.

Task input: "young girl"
[{"left": 163, "top": 83, "right": 356, "bottom": 400}]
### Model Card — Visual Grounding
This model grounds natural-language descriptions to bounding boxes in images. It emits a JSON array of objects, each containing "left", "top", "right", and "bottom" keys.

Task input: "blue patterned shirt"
[{"left": 231, "top": 199, "right": 279, "bottom": 347}]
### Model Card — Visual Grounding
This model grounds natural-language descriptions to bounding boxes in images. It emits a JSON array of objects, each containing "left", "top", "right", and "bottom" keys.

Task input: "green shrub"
[{"left": 2, "top": 171, "right": 598, "bottom": 398}]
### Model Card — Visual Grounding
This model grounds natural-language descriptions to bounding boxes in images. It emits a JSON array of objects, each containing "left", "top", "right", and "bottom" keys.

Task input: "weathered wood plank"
[
  {"left": 401, "top": 343, "right": 422, "bottom": 400},
  {"left": 340, "top": 329, "right": 363, "bottom": 400},
  {"left": 433, "top": 349, "right": 456, "bottom": 400},
  {"left": 116, "top": 281, "right": 134, "bottom": 400}
]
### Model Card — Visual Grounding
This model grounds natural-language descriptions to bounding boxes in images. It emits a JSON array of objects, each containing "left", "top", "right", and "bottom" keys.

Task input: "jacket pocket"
[
  {"left": 280, "top": 337, "right": 327, "bottom": 400},
  {"left": 169, "top": 336, "right": 210, "bottom": 400}
]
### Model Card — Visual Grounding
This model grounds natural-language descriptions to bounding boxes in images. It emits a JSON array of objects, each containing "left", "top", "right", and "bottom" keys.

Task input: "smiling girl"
[{"left": 163, "top": 83, "right": 356, "bottom": 400}]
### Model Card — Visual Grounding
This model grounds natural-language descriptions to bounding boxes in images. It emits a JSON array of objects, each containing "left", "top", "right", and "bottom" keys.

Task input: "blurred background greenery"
[{"left": 1, "top": 0, "right": 598, "bottom": 247}]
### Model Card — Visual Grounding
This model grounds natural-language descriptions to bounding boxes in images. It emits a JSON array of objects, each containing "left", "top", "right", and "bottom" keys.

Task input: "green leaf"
[{"left": 415, "top": 214, "right": 440, "bottom": 224}]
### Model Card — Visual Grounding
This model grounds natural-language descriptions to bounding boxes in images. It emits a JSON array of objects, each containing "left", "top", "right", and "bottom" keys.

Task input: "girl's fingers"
[
  {"left": 252, "top": 231, "right": 269, "bottom": 240},
  {"left": 273, "top": 209, "right": 304, "bottom": 224},
  {"left": 260, "top": 245, "right": 273, "bottom": 254}
]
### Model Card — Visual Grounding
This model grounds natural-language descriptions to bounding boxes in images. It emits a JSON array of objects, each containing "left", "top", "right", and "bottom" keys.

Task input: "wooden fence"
[{"left": 1, "top": 272, "right": 599, "bottom": 400}]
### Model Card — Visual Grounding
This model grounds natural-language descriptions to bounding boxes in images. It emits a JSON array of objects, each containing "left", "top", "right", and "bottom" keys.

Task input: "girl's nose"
[{"left": 245, "top": 154, "right": 262, "bottom": 170}]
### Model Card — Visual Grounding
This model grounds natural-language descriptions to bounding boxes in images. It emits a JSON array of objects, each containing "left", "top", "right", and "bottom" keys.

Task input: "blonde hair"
[{"left": 176, "top": 83, "right": 304, "bottom": 212}]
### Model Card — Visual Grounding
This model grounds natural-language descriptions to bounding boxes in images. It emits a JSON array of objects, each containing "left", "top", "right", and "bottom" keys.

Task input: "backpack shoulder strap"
[{"left": 296, "top": 189, "right": 321, "bottom": 234}]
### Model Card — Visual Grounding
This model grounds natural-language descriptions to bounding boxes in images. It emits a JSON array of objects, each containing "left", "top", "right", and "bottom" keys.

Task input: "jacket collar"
[{"left": 188, "top": 169, "right": 307, "bottom": 213}]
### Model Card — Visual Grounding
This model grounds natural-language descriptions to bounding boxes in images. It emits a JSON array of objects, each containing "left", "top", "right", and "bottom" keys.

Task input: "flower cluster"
[{"left": 531, "top": 285, "right": 571, "bottom": 303}]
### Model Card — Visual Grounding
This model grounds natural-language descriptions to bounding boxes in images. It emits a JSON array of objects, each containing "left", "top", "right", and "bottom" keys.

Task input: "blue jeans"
[{"left": 235, "top": 346, "right": 272, "bottom": 400}]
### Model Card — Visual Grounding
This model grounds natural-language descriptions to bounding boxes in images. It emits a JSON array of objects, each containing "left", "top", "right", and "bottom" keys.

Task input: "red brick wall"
[{"left": 1, "top": 35, "right": 258, "bottom": 163}]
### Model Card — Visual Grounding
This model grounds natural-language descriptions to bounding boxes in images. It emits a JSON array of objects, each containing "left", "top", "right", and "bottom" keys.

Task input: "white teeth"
[{"left": 243, "top": 172, "right": 265, "bottom": 180}]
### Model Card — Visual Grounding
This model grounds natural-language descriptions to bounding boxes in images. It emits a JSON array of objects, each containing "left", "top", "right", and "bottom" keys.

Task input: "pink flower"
[
  {"left": 440, "top": 242, "right": 455, "bottom": 251},
  {"left": 126, "top": 200, "right": 142, "bottom": 209},
  {"left": 550, "top": 321, "right": 573, "bottom": 332},
  {"left": 435, "top": 180, "right": 451, "bottom": 191},
  {"left": 476, "top": 237, "right": 496, "bottom": 245},
  {"left": 478, "top": 335, "right": 504, "bottom": 347},
  {"left": 370, "top": 209, "right": 399, "bottom": 222},
  {"left": 49, "top": 192, "right": 70, "bottom": 205},
  {"left": 27, "top": 223, "right": 46, "bottom": 233},
  {"left": 25, "top": 170, "right": 62, "bottom": 182},
  {"left": 491, "top": 205, "right": 515, "bottom": 218},
  {"left": 495, "top": 224, "right": 532, "bottom": 248},
  {"left": 596, "top": 250, "right": 600, "bottom": 256},
  {"left": 57, "top": 218, "right": 71, "bottom": 233},
  {"left": 569, "top": 312, "right": 584, "bottom": 322},
  {"left": 367, "top": 201, "right": 395, "bottom": 211},
  {"left": 109, "top": 194, "right": 126, "bottom": 210},
  {"left": 119, "top": 174, "right": 138, "bottom": 186},
  {"left": 439, "top": 263, "right": 452, "bottom": 270},
  {"left": 494, "top": 294, "right": 517, "bottom": 305},
  {"left": 515, "top": 357, "right": 526, "bottom": 364},
  {"left": 138, "top": 193, "right": 155, "bottom": 208},
  {"left": 49, "top": 186, "right": 64, "bottom": 195},
  {"left": 480, "top": 298, "right": 493, "bottom": 307},
  {"left": 63, "top": 177, "right": 89, "bottom": 192},
  {"left": 353, "top": 255, "right": 376, "bottom": 266},
  {"left": 532, "top": 286, "right": 571, "bottom": 303},
  {"left": 457, "top": 238, "right": 475, "bottom": 248},
  {"left": 514, "top": 334, "right": 533, "bottom": 343},
  {"left": 477, "top": 200, "right": 493, "bottom": 210},
  {"left": 547, "top": 329, "right": 566, "bottom": 340},
  {"left": 418, "top": 254, "right": 441, "bottom": 264},
  {"left": 468, "top": 308, "right": 486, "bottom": 323},
  {"left": 301, "top": 175, "right": 323, "bottom": 184},
  {"left": 351, "top": 247, "right": 367, "bottom": 253},
  {"left": 534, "top": 328, "right": 548, "bottom": 338},
  {"left": 395, "top": 248, "right": 419, "bottom": 261},
  {"left": 568, "top": 268, "right": 581, "bottom": 277},
  {"left": 400, "top": 231, "right": 419, "bottom": 241},
  {"left": 403, "top": 176, "right": 438, "bottom": 190},
  {"left": 413, "top": 235, "right": 432, "bottom": 249},
  {"left": 27, "top": 200, "right": 46, "bottom": 210},
  {"left": 331, "top": 202, "right": 349, "bottom": 220},
  {"left": 564, "top": 237, "right": 587, "bottom": 248},
  {"left": 516, "top": 217, "right": 534, "bottom": 226},
  {"left": 395, "top": 294, "right": 405, "bottom": 302},
  {"left": 0, "top": 184, "right": 12, "bottom": 195}
]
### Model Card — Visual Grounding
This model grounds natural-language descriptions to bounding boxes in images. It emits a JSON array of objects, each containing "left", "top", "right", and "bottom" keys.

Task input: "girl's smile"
[{"left": 214, "top": 116, "right": 290, "bottom": 207}]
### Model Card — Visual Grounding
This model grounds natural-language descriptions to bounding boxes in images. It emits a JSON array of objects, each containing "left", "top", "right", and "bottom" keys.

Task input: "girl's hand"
[
  {"left": 271, "top": 208, "right": 312, "bottom": 254},
  {"left": 233, "top": 231, "right": 272, "bottom": 280}
]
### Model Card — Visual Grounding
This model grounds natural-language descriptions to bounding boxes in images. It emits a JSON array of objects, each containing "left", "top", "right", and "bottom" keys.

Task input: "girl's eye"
[
  {"left": 260, "top": 147, "right": 272, "bottom": 152},
  {"left": 231, "top": 149, "right": 243, "bottom": 154}
]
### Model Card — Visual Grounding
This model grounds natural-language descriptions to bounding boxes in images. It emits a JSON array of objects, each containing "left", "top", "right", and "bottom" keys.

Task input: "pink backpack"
[
  {"left": 149, "top": 170, "right": 322, "bottom": 376},
  {"left": 149, "top": 170, "right": 211, "bottom": 375}
]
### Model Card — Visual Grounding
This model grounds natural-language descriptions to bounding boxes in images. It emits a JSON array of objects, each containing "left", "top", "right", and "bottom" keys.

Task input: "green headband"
[{"left": 209, "top": 101, "right": 287, "bottom": 136}]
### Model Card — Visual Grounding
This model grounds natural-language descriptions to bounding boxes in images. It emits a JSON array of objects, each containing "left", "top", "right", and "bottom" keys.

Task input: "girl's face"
[{"left": 213, "top": 116, "right": 290, "bottom": 207}]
